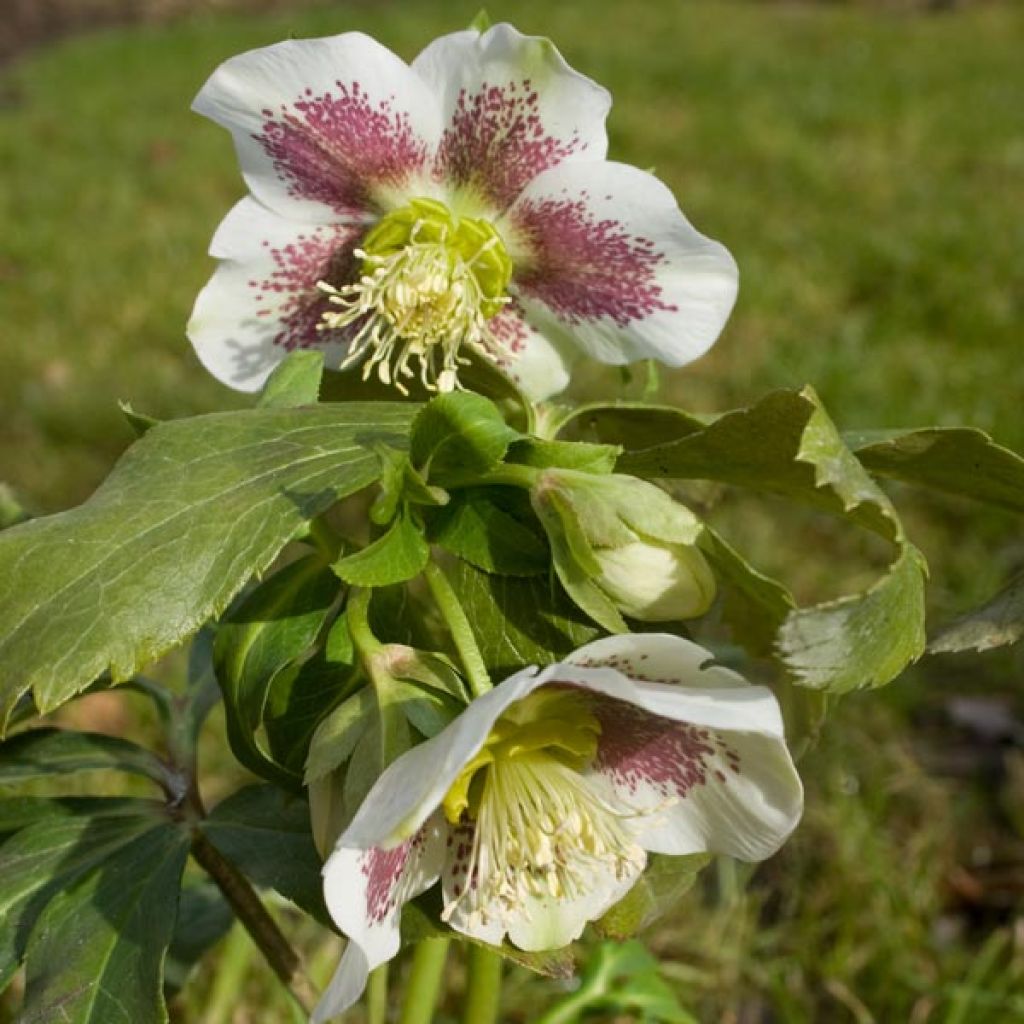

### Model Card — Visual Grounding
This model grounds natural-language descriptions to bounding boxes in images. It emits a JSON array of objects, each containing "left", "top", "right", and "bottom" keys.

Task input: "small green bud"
[{"left": 532, "top": 469, "right": 715, "bottom": 628}]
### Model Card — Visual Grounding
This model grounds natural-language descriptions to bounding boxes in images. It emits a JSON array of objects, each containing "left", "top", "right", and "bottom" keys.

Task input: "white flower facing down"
[
  {"left": 312, "top": 633, "right": 802, "bottom": 1022},
  {"left": 188, "top": 24, "right": 739, "bottom": 399}
]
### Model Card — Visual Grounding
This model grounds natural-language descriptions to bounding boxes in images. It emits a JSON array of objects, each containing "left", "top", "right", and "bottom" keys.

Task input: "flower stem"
[
  {"left": 423, "top": 559, "right": 492, "bottom": 697},
  {"left": 190, "top": 830, "right": 318, "bottom": 1015},
  {"left": 367, "top": 962, "right": 389, "bottom": 1024},
  {"left": 462, "top": 944, "right": 503, "bottom": 1024},
  {"left": 347, "top": 585, "right": 384, "bottom": 658},
  {"left": 397, "top": 937, "right": 451, "bottom": 1024}
]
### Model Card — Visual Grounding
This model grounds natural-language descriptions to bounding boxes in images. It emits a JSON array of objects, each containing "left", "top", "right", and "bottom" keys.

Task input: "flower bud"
[
  {"left": 532, "top": 469, "right": 716, "bottom": 629},
  {"left": 594, "top": 537, "right": 715, "bottom": 621}
]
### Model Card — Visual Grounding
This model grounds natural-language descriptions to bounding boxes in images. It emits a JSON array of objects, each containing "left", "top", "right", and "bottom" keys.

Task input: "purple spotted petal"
[
  {"left": 503, "top": 160, "right": 739, "bottom": 369},
  {"left": 412, "top": 24, "right": 610, "bottom": 212},
  {"left": 194, "top": 33, "right": 442, "bottom": 223},
  {"left": 487, "top": 299, "right": 573, "bottom": 401},
  {"left": 315, "top": 816, "right": 447, "bottom": 1023},
  {"left": 188, "top": 198, "right": 363, "bottom": 391}
]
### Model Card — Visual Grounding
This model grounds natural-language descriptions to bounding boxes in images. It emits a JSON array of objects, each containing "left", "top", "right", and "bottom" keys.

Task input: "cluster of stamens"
[
  {"left": 440, "top": 691, "right": 646, "bottom": 933},
  {"left": 317, "top": 198, "right": 513, "bottom": 395}
]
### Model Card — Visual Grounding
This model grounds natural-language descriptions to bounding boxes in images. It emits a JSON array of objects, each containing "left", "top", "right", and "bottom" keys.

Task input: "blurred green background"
[{"left": 2, "top": 0, "right": 1023, "bottom": 1021}]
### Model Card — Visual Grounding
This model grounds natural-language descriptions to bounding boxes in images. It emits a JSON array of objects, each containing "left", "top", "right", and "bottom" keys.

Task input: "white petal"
[
  {"left": 315, "top": 815, "right": 448, "bottom": 1022},
  {"left": 341, "top": 665, "right": 555, "bottom": 850},
  {"left": 489, "top": 300, "right": 573, "bottom": 401},
  {"left": 413, "top": 24, "right": 610, "bottom": 212},
  {"left": 552, "top": 635, "right": 802, "bottom": 862},
  {"left": 187, "top": 198, "right": 360, "bottom": 392},
  {"left": 194, "top": 33, "right": 441, "bottom": 223},
  {"left": 503, "top": 161, "right": 738, "bottom": 369}
]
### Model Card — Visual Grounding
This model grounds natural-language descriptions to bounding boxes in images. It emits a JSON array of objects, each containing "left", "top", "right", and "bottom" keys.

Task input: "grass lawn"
[{"left": 2, "top": 1, "right": 1023, "bottom": 1020}]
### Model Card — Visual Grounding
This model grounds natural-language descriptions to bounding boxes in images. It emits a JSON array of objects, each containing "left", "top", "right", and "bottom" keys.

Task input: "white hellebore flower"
[
  {"left": 188, "top": 24, "right": 738, "bottom": 399},
  {"left": 312, "top": 633, "right": 802, "bottom": 1021}
]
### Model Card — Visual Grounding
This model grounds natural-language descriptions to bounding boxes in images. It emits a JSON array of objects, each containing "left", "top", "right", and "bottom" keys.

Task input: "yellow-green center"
[
  {"left": 440, "top": 689, "right": 645, "bottom": 933},
  {"left": 318, "top": 198, "right": 513, "bottom": 394}
]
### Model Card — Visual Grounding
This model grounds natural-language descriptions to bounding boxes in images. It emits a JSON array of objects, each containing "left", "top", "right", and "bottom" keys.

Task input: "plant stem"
[
  {"left": 367, "top": 962, "right": 389, "bottom": 1024},
  {"left": 462, "top": 945, "right": 503, "bottom": 1024},
  {"left": 347, "top": 586, "right": 384, "bottom": 658},
  {"left": 423, "top": 560, "right": 492, "bottom": 697},
  {"left": 190, "top": 830, "right": 318, "bottom": 1015},
  {"left": 397, "top": 937, "right": 451, "bottom": 1024},
  {"left": 469, "top": 462, "right": 541, "bottom": 490}
]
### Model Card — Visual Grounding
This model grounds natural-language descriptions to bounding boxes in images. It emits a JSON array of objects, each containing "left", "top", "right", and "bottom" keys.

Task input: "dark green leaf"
[
  {"left": 410, "top": 392, "right": 518, "bottom": 486},
  {"left": 215, "top": 554, "right": 341, "bottom": 788},
  {"left": 506, "top": 437, "right": 620, "bottom": 474},
  {"left": 443, "top": 559, "right": 601, "bottom": 675},
  {"left": 0, "top": 796, "right": 162, "bottom": 836},
  {"left": 163, "top": 881, "right": 234, "bottom": 997},
  {"left": 930, "top": 570, "right": 1024, "bottom": 654},
  {"left": 0, "top": 803, "right": 169, "bottom": 990},
  {"left": 0, "top": 402, "right": 415, "bottom": 728},
  {"left": 332, "top": 508, "right": 430, "bottom": 586},
  {"left": 20, "top": 821, "right": 188, "bottom": 1024},
  {"left": 0, "top": 728, "right": 171, "bottom": 790},
  {"left": 201, "top": 784, "right": 327, "bottom": 922},
  {"left": 851, "top": 426, "right": 1024, "bottom": 515},
  {"left": 557, "top": 401, "right": 707, "bottom": 452},
  {"left": 258, "top": 350, "right": 324, "bottom": 408},
  {"left": 697, "top": 528, "right": 795, "bottom": 658},
  {"left": 428, "top": 488, "right": 549, "bottom": 576}
]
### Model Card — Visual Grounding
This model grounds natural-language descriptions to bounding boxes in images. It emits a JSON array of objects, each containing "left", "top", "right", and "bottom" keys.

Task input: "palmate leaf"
[
  {"left": 585, "top": 387, "right": 927, "bottom": 693},
  {"left": 0, "top": 800, "right": 170, "bottom": 991},
  {"left": 20, "top": 820, "right": 189, "bottom": 1024},
  {"left": 442, "top": 559, "right": 601, "bottom": 676},
  {"left": 0, "top": 402, "right": 415, "bottom": 729}
]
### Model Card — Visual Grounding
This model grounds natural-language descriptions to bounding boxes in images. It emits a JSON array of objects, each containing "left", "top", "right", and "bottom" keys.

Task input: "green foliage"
[
  {"left": 930, "top": 570, "right": 1024, "bottom": 654},
  {"left": 332, "top": 508, "right": 430, "bottom": 586},
  {"left": 215, "top": 553, "right": 343, "bottom": 788},
  {"left": 0, "top": 403, "right": 415, "bottom": 728},
  {"left": 257, "top": 350, "right": 324, "bottom": 409},
  {"left": 20, "top": 821, "right": 189, "bottom": 1024}
]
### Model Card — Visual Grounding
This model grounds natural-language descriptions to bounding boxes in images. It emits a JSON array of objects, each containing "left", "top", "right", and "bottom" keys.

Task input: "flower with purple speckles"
[
  {"left": 311, "top": 633, "right": 802, "bottom": 1021},
  {"left": 187, "top": 24, "right": 739, "bottom": 398}
]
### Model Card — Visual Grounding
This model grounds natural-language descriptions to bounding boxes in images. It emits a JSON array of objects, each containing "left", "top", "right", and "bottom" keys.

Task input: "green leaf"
[
  {"left": 0, "top": 728, "right": 171, "bottom": 791},
  {"left": 0, "top": 402, "right": 415, "bottom": 728},
  {"left": 332, "top": 508, "right": 430, "bottom": 586},
  {"left": 697, "top": 528, "right": 796, "bottom": 658},
  {"left": 469, "top": 8, "right": 492, "bottom": 32},
  {"left": 443, "top": 559, "right": 601, "bottom": 675},
  {"left": 0, "top": 796, "right": 162, "bottom": 836},
  {"left": 21, "top": 821, "right": 188, "bottom": 1024},
  {"left": 0, "top": 483, "right": 28, "bottom": 529},
  {"left": 851, "top": 426, "right": 1024, "bottom": 515},
  {"left": 215, "top": 554, "right": 341, "bottom": 788},
  {"left": 200, "top": 784, "right": 327, "bottom": 922},
  {"left": 614, "top": 388, "right": 926, "bottom": 693},
  {"left": 258, "top": 350, "right": 324, "bottom": 408},
  {"left": 0, "top": 803, "right": 169, "bottom": 990},
  {"left": 594, "top": 854, "right": 710, "bottom": 939},
  {"left": 118, "top": 400, "right": 159, "bottom": 438},
  {"left": 506, "top": 437, "right": 620, "bottom": 474},
  {"left": 428, "top": 487, "right": 549, "bottom": 576},
  {"left": 929, "top": 570, "right": 1024, "bottom": 654},
  {"left": 779, "top": 543, "right": 928, "bottom": 693},
  {"left": 163, "top": 880, "right": 234, "bottom": 997},
  {"left": 304, "top": 686, "right": 375, "bottom": 783},
  {"left": 410, "top": 392, "right": 518, "bottom": 486},
  {"left": 556, "top": 401, "right": 707, "bottom": 452}
]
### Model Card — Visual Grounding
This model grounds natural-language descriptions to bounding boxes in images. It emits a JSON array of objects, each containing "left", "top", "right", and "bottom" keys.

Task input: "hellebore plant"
[
  {"left": 1, "top": 15, "right": 1022, "bottom": 1024},
  {"left": 188, "top": 22, "right": 737, "bottom": 398}
]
